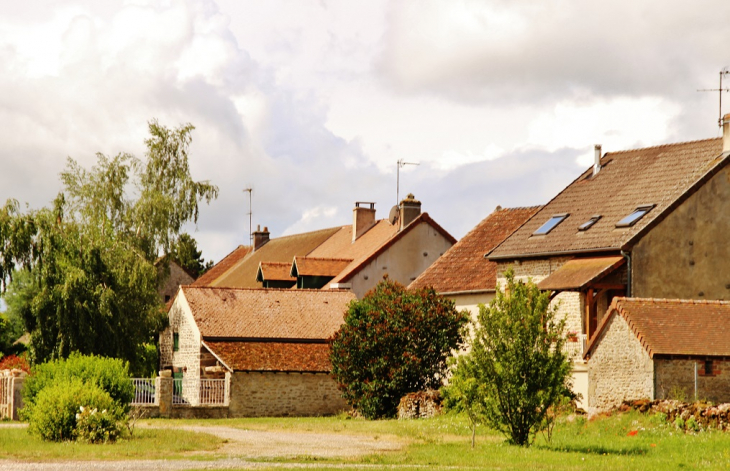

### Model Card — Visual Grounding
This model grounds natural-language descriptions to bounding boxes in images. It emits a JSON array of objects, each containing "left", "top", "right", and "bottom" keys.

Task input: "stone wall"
[
  {"left": 158, "top": 261, "right": 195, "bottom": 304},
  {"left": 228, "top": 372, "right": 347, "bottom": 417},
  {"left": 655, "top": 359, "right": 730, "bottom": 404},
  {"left": 160, "top": 293, "right": 202, "bottom": 383},
  {"left": 587, "top": 313, "right": 654, "bottom": 410}
]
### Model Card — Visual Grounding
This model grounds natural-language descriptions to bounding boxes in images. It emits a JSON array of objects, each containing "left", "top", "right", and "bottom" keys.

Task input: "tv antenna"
[
  {"left": 396, "top": 159, "right": 419, "bottom": 204},
  {"left": 243, "top": 188, "right": 253, "bottom": 246},
  {"left": 697, "top": 67, "right": 730, "bottom": 128}
]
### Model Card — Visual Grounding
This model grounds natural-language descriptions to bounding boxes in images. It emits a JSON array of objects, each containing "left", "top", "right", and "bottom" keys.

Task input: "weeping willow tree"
[{"left": 0, "top": 121, "right": 217, "bottom": 374}]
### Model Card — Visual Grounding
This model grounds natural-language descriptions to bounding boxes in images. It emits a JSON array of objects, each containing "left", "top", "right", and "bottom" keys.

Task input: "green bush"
[
  {"left": 23, "top": 352, "right": 133, "bottom": 412},
  {"left": 75, "top": 405, "right": 123, "bottom": 443},
  {"left": 26, "top": 379, "right": 124, "bottom": 442}
]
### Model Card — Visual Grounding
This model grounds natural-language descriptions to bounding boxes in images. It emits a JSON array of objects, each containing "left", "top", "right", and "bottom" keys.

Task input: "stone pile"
[
  {"left": 620, "top": 399, "right": 730, "bottom": 431},
  {"left": 397, "top": 390, "right": 442, "bottom": 419}
]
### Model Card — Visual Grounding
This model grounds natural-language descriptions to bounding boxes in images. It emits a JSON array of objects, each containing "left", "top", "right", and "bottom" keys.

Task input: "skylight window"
[
  {"left": 578, "top": 215, "right": 602, "bottom": 231},
  {"left": 616, "top": 205, "right": 655, "bottom": 228},
  {"left": 533, "top": 214, "right": 568, "bottom": 235}
]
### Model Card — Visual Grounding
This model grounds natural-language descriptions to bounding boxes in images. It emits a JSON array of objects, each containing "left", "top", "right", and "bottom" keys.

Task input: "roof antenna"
[
  {"left": 396, "top": 159, "right": 419, "bottom": 204},
  {"left": 697, "top": 67, "right": 730, "bottom": 129},
  {"left": 243, "top": 188, "right": 253, "bottom": 246}
]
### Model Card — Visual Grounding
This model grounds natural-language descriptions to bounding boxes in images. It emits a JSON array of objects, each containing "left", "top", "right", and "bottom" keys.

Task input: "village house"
[
  {"left": 160, "top": 286, "right": 355, "bottom": 417},
  {"left": 487, "top": 114, "right": 730, "bottom": 409},
  {"left": 409, "top": 205, "right": 540, "bottom": 320},
  {"left": 157, "top": 257, "right": 196, "bottom": 304}
]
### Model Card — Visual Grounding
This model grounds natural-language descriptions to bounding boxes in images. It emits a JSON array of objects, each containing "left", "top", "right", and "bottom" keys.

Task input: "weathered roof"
[
  {"left": 490, "top": 138, "right": 725, "bottom": 259},
  {"left": 192, "top": 245, "right": 252, "bottom": 287},
  {"left": 204, "top": 341, "right": 331, "bottom": 372},
  {"left": 256, "top": 262, "right": 296, "bottom": 282},
  {"left": 307, "top": 220, "right": 399, "bottom": 261},
  {"left": 585, "top": 297, "right": 730, "bottom": 359},
  {"left": 537, "top": 256, "right": 625, "bottom": 291},
  {"left": 180, "top": 286, "right": 355, "bottom": 339},
  {"left": 291, "top": 257, "right": 353, "bottom": 277},
  {"left": 209, "top": 227, "right": 341, "bottom": 288},
  {"left": 409, "top": 206, "right": 540, "bottom": 293}
]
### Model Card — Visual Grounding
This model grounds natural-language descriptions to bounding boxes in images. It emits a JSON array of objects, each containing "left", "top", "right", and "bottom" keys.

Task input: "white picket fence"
[
  {"left": 131, "top": 378, "right": 157, "bottom": 405},
  {"left": 131, "top": 377, "right": 228, "bottom": 406}
]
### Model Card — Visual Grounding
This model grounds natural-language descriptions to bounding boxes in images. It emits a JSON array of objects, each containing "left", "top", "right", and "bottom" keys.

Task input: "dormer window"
[
  {"left": 616, "top": 205, "right": 655, "bottom": 228},
  {"left": 578, "top": 215, "right": 601, "bottom": 231},
  {"left": 533, "top": 214, "right": 568, "bottom": 235}
]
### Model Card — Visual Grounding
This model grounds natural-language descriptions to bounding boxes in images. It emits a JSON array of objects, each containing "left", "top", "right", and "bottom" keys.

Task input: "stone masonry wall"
[
  {"left": 655, "top": 359, "right": 730, "bottom": 404},
  {"left": 588, "top": 313, "right": 654, "bottom": 410},
  {"left": 160, "top": 294, "right": 201, "bottom": 383},
  {"left": 228, "top": 372, "right": 348, "bottom": 417}
]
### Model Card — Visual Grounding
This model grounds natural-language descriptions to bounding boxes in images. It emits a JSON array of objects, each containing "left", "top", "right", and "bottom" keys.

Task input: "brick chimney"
[
  {"left": 352, "top": 202, "right": 376, "bottom": 242},
  {"left": 723, "top": 114, "right": 730, "bottom": 153},
  {"left": 399, "top": 193, "right": 421, "bottom": 230},
  {"left": 252, "top": 225, "right": 270, "bottom": 251}
]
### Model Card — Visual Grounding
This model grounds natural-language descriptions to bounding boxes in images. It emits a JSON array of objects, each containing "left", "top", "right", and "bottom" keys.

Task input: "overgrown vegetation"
[
  {"left": 444, "top": 270, "right": 572, "bottom": 447},
  {"left": 0, "top": 121, "right": 217, "bottom": 373},
  {"left": 330, "top": 278, "right": 468, "bottom": 419}
]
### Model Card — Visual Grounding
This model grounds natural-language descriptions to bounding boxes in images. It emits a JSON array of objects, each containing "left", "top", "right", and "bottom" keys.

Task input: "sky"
[{"left": 1, "top": 0, "right": 729, "bottom": 265}]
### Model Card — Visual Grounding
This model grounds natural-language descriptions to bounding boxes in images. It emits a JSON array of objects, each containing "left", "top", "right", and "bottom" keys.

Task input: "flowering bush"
[
  {"left": 0, "top": 354, "right": 30, "bottom": 373},
  {"left": 75, "top": 406, "right": 122, "bottom": 443}
]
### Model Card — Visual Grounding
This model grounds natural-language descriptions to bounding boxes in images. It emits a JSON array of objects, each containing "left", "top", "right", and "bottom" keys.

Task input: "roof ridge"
[
  {"left": 605, "top": 137, "right": 721, "bottom": 155},
  {"left": 183, "top": 285, "right": 352, "bottom": 294},
  {"left": 297, "top": 256, "right": 355, "bottom": 262},
  {"left": 272, "top": 225, "right": 346, "bottom": 241}
]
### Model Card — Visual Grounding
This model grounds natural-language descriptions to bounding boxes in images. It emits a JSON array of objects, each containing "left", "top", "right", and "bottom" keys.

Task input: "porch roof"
[{"left": 536, "top": 255, "right": 625, "bottom": 291}]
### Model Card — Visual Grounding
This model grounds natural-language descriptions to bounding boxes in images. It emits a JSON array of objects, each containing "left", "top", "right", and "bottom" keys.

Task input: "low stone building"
[
  {"left": 160, "top": 286, "right": 355, "bottom": 416},
  {"left": 584, "top": 297, "right": 730, "bottom": 410}
]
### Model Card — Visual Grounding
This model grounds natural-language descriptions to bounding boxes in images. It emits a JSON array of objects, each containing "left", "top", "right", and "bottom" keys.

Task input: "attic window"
[
  {"left": 616, "top": 205, "right": 655, "bottom": 228},
  {"left": 533, "top": 214, "right": 568, "bottom": 235},
  {"left": 578, "top": 215, "right": 601, "bottom": 231}
]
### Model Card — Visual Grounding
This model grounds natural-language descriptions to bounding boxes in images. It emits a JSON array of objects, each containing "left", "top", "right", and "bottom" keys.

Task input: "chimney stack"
[
  {"left": 593, "top": 144, "right": 602, "bottom": 176},
  {"left": 399, "top": 193, "right": 422, "bottom": 230},
  {"left": 252, "top": 225, "right": 270, "bottom": 251},
  {"left": 723, "top": 114, "right": 730, "bottom": 153},
  {"left": 352, "top": 202, "right": 376, "bottom": 242}
]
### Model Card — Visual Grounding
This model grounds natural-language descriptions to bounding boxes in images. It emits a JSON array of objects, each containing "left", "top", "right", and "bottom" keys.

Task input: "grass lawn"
[{"left": 0, "top": 426, "right": 222, "bottom": 461}]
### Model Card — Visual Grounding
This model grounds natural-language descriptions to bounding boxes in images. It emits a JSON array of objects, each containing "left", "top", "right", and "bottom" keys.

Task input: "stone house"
[
  {"left": 409, "top": 205, "right": 540, "bottom": 321},
  {"left": 157, "top": 258, "right": 196, "bottom": 304},
  {"left": 194, "top": 194, "right": 455, "bottom": 299},
  {"left": 584, "top": 297, "right": 730, "bottom": 410},
  {"left": 487, "top": 116, "right": 730, "bottom": 407},
  {"left": 160, "top": 286, "right": 355, "bottom": 416}
]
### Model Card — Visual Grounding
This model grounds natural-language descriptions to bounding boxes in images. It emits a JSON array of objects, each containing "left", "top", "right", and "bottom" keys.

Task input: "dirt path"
[{"left": 0, "top": 424, "right": 404, "bottom": 471}]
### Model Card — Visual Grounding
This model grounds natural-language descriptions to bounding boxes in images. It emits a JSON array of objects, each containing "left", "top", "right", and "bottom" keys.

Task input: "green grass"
[{"left": 0, "top": 426, "right": 222, "bottom": 461}]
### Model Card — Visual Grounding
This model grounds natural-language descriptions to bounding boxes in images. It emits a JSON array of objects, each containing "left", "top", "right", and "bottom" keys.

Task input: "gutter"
[
  {"left": 621, "top": 250, "right": 632, "bottom": 297},
  {"left": 439, "top": 289, "right": 496, "bottom": 296},
  {"left": 486, "top": 247, "right": 618, "bottom": 261}
]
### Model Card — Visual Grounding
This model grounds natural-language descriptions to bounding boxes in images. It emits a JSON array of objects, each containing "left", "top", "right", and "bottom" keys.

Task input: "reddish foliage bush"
[{"left": 0, "top": 354, "right": 31, "bottom": 373}]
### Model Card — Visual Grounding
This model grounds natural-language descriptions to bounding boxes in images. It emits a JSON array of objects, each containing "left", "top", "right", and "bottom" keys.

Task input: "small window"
[
  {"left": 533, "top": 214, "right": 569, "bottom": 235},
  {"left": 616, "top": 205, "right": 655, "bottom": 228},
  {"left": 578, "top": 215, "right": 602, "bottom": 231},
  {"left": 173, "top": 333, "right": 180, "bottom": 352},
  {"left": 705, "top": 360, "right": 714, "bottom": 376},
  {"left": 164, "top": 295, "right": 171, "bottom": 303}
]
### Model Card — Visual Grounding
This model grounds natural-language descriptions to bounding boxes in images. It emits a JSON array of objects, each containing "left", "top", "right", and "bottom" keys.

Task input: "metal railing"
[
  {"left": 172, "top": 378, "right": 227, "bottom": 406},
  {"left": 0, "top": 376, "right": 11, "bottom": 419},
  {"left": 131, "top": 378, "right": 157, "bottom": 405}
]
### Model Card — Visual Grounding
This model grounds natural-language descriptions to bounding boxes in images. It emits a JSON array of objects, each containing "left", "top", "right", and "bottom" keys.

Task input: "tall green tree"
[
  {"left": 0, "top": 121, "right": 217, "bottom": 373},
  {"left": 445, "top": 270, "right": 572, "bottom": 447},
  {"left": 330, "top": 278, "right": 468, "bottom": 419},
  {"left": 169, "top": 233, "right": 213, "bottom": 278}
]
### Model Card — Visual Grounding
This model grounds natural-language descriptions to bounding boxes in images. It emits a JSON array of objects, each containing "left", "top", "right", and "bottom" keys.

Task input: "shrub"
[
  {"left": 330, "top": 278, "right": 468, "bottom": 419},
  {"left": 23, "top": 352, "right": 133, "bottom": 412},
  {"left": 75, "top": 405, "right": 123, "bottom": 443},
  {"left": 26, "top": 379, "right": 124, "bottom": 442}
]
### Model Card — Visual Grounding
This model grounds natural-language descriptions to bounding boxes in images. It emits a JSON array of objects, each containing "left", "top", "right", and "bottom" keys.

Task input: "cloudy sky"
[{"left": 1, "top": 0, "right": 729, "bottom": 264}]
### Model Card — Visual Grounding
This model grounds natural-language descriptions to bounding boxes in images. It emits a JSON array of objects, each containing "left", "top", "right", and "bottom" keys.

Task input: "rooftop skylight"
[
  {"left": 578, "top": 215, "right": 601, "bottom": 231},
  {"left": 533, "top": 214, "right": 568, "bottom": 235},
  {"left": 616, "top": 205, "right": 655, "bottom": 228}
]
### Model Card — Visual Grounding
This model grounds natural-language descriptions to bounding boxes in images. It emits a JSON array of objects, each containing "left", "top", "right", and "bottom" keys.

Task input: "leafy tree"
[
  {"left": 169, "top": 232, "right": 213, "bottom": 278},
  {"left": 330, "top": 278, "right": 468, "bottom": 419},
  {"left": 448, "top": 269, "right": 572, "bottom": 447},
  {"left": 0, "top": 121, "right": 217, "bottom": 373},
  {"left": 442, "top": 355, "right": 488, "bottom": 448}
]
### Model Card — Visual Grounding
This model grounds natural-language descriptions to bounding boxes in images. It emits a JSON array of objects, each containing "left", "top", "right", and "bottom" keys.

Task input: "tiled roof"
[
  {"left": 204, "top": 341, "right": 331, "bottom": 372},
  {"left": 330, "top": 213, "right": 457, "bottom": 284},
  {"left": 181, "top": 286, "right": 355, "bottom": 339},
  {"left": 490, "top": 138, "right": 725, "bottom": 259},
  {"left": 292, "top": 257, "right": 353, "bottom": 277},
  {"left": 536, "top": 255, "right": 625, "bottom": 291},
  {"left": 208, "top": 227, "right": 341, "bottom": 288},
  {"left": 192, "top": 245, "right": 252, "bottom": 287},
  {"left": 409, "top": 206, "right": 540, "bottom": 293},
  {"left": 256, "top": 262, "right": 296, "bottom": 282},
  {"left": 307, "top": 220, "right": 399, "bottom": 261},
  {"left": 585, "top": 297, "right": 730, "bottom": 359}
]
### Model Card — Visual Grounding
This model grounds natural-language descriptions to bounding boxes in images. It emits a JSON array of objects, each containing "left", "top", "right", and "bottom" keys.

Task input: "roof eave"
[{"left": 488, "top": 247, "right": 620, "bottom": 261}]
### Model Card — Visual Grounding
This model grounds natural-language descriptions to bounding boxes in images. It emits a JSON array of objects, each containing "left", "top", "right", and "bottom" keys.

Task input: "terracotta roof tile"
[
  {"left": 192, "top": 245, "right": 252, "bottom": 287},
  {"left": 257, "top": 262, "right": 296, "bottom": 282},
  {"left": 180, "top": 286, "right": 355, "bottom": 339},
  {"left": 308, "top": 220, "right": 399, "bottom": 261},
  {"left": 586, "top": 297, "right": 730, "bottom": 359},
  {"left": 536, "top": 255, "right": 625, "bottom": 291},
  {"left": 292, "top": 257, "right": 353, "bottom": 277},
  {"left": 204, "top": 341, "right": 331, "bottom": 372},
  {"left": 490, "top": 138, "right": 725, "bottom": 259},
  {"left": 409, "top": 206, "right": 540, "bottom": 293}
]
